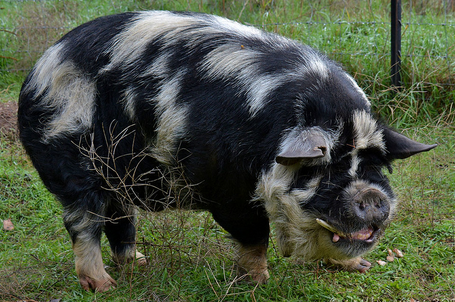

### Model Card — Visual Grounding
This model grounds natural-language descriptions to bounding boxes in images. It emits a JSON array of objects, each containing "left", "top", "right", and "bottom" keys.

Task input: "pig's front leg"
[
  {"left": 237, "top": 243, "right": 270, "bottom": 283},
  {"left": 210, "top": 205, "right": 271, "bottom": 283},
  {"left": 326, "top": 257, "right": 372, "bottom": 273}
]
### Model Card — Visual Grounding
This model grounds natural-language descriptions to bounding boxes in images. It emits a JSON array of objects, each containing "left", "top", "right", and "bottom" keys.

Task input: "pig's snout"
[{"left": 352, "top": 188, "right": 390, "bottom": 222}]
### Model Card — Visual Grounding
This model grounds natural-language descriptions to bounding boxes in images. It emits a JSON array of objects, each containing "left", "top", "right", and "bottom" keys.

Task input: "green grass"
[
  {"left": 1, "top": 0, "right": 454, "bottom": 124},
  {"left": 1, "top": 0, "right": 455, "bottom": 301},
  {"left": 0, "top": 128, "right": 454, "bottom": 301},
  {"left": 0, "top": 0, "right": 455, "bottom": 126}
]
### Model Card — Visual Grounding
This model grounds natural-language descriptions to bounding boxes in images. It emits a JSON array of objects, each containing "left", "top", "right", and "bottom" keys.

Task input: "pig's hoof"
[
  {"left": 236, "top": 243, "right": 269, "bottom": 284},
  {"left": 355, "top": 258, "right": 372, "bottom": 273},
  {"left": 326, "top": 257, "right": 371, "bottom": 273},
  {"left": 237, "top": 269, "right": 270, "bottom": 284},
  {"left": 236, "top": 266, "right": 270, "bottom": 284},
  {"left": 135, "top": 251, "right": 147, "bottom": 266},
  {"left": 250, "top": 269, "right": 270, "bottom": 284},
  {"left": 79, "top": 273, "right": 117, "bottom": 292},
  {"left": 113, "top": 250, "right": 147, "bottom": 266}
]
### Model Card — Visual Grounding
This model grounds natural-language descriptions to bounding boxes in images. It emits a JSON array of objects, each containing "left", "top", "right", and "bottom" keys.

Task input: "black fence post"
[{"left": 391, "top": 0, "right": 402, "bottom": 88}]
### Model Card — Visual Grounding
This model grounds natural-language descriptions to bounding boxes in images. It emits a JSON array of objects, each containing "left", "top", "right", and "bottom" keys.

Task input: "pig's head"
[{"left": 255, "top": 110, "right": 436, "bottom": 271}]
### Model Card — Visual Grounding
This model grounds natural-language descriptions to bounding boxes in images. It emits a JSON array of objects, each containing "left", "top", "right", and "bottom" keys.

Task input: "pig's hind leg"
[
  {"left": 104, "top": 202, "right": 147, "bottom": 266},
  {"left": 62, "top": 191, "right": 117, "bottom": 292}
]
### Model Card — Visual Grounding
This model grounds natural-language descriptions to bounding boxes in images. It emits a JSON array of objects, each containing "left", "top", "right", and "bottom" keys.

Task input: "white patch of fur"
[
  {"left": 294, "top": 52, "right": 329, "bottom": 79},
  {"left": 120, "top": 87, "right": 137, "bottom": 121},
  {"left": 199, "top": 43, "right": 261, "bottom": 80},
  {"left": 211, "top": 14, "right": 264, "bottom": 37},
  {"left": 73, "top": 233, "right": 116, "bottom": 291},
  {"left": 352, "top": 110, "right": 384, "bottom": 151},
  {"left": 39, "top": 63, "right": 96, "bottom": 141},
  {"left": 348, "top": 110, "right": 385, "bottom": 178},
  {"left": 254, "top": 163, "right": 354, "bottom": 259},
  {"left": 73, "top": 232, "right": 104, "bottom": 272},
  {"left": 292, "top": 176, "right": 322, "bottom": 206},
  {"left": 42, "top": 70, "right": 96, "bottom": 141},
  {"left": 246, "top": 74, "right": 289, "bottom": 116},
  {"left": 254, "top": 163, "right": 296, "bottom": 227},
  {"left": 103, "top": 11, "right": 263, "bottom": 75},
  {"left": 22, "top": 42, "right": 96, "bottom": 141},
  {"left": 103, "top": 11, "right": 193, "bottom": 71},
  {"left": 22, "top": 43, "right": 65, "bottom": 96},
  {"left": 345, "top": 74, "right": 370, "bottom": 107},
  {"left": 142, "top": 51, "right": 171, "bottom": 79},
  {"left": 148, "top": 71, "right": 188, "bottom": 165},
  {"left": 348, "top": 154, "right": 361, "bottom": 178},
  {"left": 201, "top": 45, "right": 331, "bottom": 116},
  {"left": 254, "top": 163, "right": 308, "bottom": 256},
  {"left": 199, "top": 44, "right": 271, "bottom": 115}
]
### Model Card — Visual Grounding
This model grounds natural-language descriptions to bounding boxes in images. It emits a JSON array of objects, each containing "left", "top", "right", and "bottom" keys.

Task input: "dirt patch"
[{"left": 0, "top": 101, "right": 18, "bottom": 140}]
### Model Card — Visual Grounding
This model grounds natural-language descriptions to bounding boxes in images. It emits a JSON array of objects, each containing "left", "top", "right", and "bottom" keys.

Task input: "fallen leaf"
[
  {"left": 386, "top": 249, "right": 394, "bottom": 262},
  {"left": 3, "top": 218, "right": 14, "bottom": 231},
  {"left": 376, "top": 260, "right": 387, "bottom": 266},
  {"left": 393, "top": 248, "right": 404, "bottom": 258}
]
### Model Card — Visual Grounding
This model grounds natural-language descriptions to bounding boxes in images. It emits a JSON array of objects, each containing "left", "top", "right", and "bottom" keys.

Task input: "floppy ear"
[
  {"left": 276, "top": 130, "right": 328, "bottom": 166},
  {"left": 382, "top": 128, "right": 437, "bottom": 160}
]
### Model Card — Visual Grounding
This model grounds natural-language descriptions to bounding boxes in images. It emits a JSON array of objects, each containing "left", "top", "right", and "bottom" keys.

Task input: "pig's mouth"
[{"left": 316, "top": 218, "right": 380, "bottom": 244}]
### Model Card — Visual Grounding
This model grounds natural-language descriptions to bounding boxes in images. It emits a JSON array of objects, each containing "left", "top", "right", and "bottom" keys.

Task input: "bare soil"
[{"left": 0, "top": 101, "right": 18, "bottom": 140}]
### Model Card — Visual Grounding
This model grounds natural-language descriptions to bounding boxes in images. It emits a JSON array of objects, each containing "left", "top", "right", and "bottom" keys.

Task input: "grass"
[
  {"left": 0, "top": 128, "right": 454, "bottom": 301},
  {"left": 0, "top": 0, "right": 454, "bottom": 126},
  {"left": 0, "top": 0, "right": 454, "bottom": 301}
]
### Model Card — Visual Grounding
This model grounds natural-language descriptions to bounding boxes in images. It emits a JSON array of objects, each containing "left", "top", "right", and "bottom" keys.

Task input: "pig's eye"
[
  {"left": 328, "top": 151, "right": 351, "bottom": 166},
  {"left": 357, "top": 149, "right": 388, "bottom": 167}
]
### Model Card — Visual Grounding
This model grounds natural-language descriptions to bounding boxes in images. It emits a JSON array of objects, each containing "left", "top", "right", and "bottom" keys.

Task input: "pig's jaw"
[
  {"left": 316, "top": 218, "right": 380, "bottom": 245},
  {"left": 255, "top": 163, "right": 391, "bottom": 262},
  {"left": 299, "top": 214, "right": 388, "bottom": 261}
]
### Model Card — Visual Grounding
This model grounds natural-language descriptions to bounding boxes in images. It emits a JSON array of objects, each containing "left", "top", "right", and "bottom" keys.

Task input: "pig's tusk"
[{"left": 316, "top": 218, "right": 339, "bottom": 233}]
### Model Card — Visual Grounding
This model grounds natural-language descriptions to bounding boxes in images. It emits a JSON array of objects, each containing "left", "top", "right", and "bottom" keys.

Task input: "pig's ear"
[
  {"left": 382, "top": 128, "right": 437, "bottom": 160},
  {"left": 276, "top": 131, "right": 327, "bottom": 166}
]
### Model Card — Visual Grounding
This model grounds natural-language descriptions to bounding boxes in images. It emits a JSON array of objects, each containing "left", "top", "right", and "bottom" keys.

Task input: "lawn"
[
  {"left": 1, "top": 0, "right": 454, "bottom": 301},
  {"left": 0, "top": 126, "right": 453, "bottom": 301}
]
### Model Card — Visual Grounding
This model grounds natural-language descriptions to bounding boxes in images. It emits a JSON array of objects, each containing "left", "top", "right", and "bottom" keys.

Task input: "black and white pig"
[{"left": 18, "top": 11, "right": 436, "bottom": 292}]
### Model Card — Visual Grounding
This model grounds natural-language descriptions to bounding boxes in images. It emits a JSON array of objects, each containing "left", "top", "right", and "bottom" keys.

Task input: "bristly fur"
[{"left": 18, "top": 11, "right": 436, "bottom": 291}]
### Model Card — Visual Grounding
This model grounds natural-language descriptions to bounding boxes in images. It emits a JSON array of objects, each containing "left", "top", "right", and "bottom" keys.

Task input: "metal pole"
[{"left": 391, "top": 0, "right": 402, "bottom": 87}]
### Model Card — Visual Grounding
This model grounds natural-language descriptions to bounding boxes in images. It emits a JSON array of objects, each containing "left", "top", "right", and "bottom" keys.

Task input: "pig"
[{"left": 18, "top": 11, "right": 437, "bottom": 292}]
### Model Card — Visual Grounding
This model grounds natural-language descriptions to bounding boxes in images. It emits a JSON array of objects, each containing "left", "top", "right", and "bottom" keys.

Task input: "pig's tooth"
[
  {"left": 332, "top": 234, "right": 340, "bottom": 242},
  {"left": 315, "top": 218, "right": 339, "bottom": 233},
  {"left": 351, "top": 227, "right": 374, "bottom": 240}
]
